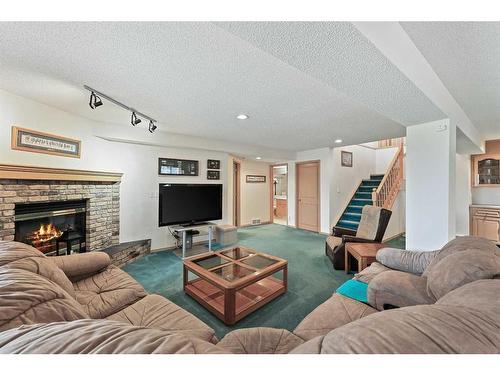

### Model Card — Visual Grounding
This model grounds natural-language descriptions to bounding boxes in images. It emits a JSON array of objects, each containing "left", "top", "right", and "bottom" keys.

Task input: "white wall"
[
  {"left": 0, "top": 89, "right": 231, "bottom": 250},
  {"left": 375, "top": 147, "right": 399, "bottom": 175},
  {"left": 406, "top": 119, "right": 456, "bottom": 250},
  {"left": 239, "top": 160, "right": 271, "bottom": 226},
  {"left": 456, "top": 153, "right": 471, "bottom": 236}
]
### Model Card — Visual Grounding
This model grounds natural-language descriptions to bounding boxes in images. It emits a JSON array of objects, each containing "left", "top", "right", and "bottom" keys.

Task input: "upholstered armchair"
[{"left": 325, "top": 205, "right": 392, "bottom": 270}]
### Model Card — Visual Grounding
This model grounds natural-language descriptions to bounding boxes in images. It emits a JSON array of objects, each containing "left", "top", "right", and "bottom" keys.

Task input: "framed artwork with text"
[{"left": 11, "top": 126, "right": 81, "bottom": 158}]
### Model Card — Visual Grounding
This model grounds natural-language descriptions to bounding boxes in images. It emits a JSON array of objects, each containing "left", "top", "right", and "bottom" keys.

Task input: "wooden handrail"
[{"left": 372, "top": 145, "right": 404, "bottom": 209}]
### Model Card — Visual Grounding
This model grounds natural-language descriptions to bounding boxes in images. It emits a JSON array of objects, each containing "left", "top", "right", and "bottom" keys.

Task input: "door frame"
[
  {"left": 233, "top": 160, "right": 241, "bottom": 227},
  {"left": 269, "top": 163, "right": 289, "bottom": 225},
  {"left": 295, "top": 160, "right": 321, "bottom": 232}
]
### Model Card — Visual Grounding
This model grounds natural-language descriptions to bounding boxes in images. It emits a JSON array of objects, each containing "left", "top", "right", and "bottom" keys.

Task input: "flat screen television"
[{"left": 159, "top": 183, "right": 223, "bottom": 226}]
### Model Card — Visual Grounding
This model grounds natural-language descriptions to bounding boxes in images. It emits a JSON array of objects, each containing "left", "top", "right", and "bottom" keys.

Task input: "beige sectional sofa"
[{"left": 0, "top": 236, "right": 499, "bottom": 354}]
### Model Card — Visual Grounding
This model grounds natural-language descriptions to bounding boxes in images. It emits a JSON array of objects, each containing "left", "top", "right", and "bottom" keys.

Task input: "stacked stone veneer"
[
  {"left": 102, "top": 239, "right": 151, "bottom": 268},
  {"left": 0, "top": 179, "right": 120, "bottom": 251}
]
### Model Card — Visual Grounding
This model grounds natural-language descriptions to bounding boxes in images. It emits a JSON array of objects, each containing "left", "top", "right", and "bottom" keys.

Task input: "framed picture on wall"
[
  {"left": 158, "top": 158, "right": 199, "bottom": 176},
  {"left": 341, "top": 151, "right": 353, "bottom": 167},
  {"left": 207, "top": 159, "right": 220, "bottom": 169},
  {"left": 246, "top": 175, "right": 266, "bottom": 183},
  {"left": 207, "top": 170, "right": 220, "bottom": 180},
  {"left": 11, "top": 126, "right": 81, "bottom": 158}
]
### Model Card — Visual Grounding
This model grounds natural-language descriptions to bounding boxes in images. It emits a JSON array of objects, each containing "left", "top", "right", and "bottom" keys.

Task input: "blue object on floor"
[{"left": 336, "top": 279, "right": 368, "bottom": 303}]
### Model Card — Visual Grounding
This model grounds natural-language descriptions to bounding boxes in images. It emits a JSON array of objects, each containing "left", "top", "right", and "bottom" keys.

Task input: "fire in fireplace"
[{"left": 14, "top": 200, "right": 87, "bottom": 255}]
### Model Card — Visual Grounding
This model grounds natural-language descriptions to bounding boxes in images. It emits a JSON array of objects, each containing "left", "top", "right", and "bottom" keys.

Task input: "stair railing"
[{"left": 372, "top": 145, "right": 404, "bottom": 209}]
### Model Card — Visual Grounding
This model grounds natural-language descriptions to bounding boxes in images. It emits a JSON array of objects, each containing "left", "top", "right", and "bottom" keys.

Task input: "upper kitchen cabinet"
[{"left": 472, "top": 140, "right": 500, "bottom": 187}]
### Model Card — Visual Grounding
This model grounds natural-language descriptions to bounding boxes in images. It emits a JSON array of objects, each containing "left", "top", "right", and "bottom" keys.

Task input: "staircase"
[{"left": 335, "top": 174, "right": 384, "bottom": 231}]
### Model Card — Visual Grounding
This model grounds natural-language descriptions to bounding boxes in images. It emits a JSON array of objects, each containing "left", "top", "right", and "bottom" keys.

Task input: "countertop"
[{"left": 470, "top": 204, "right": 500, "bottom": 209}]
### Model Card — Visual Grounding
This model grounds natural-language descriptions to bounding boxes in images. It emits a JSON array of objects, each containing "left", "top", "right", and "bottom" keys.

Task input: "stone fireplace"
[{"left": 0, "top": 164, "right": 122, "bottom": 253}]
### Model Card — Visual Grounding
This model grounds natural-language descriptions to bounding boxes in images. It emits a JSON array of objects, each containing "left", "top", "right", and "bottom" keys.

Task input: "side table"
[{"left": 345, "top": 242, "right": 386, "bottom": 273}]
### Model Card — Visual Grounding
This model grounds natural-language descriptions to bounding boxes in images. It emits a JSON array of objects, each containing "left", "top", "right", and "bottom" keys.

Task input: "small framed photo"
[
  {"left": 341, "top": 151, "right": 353, "bottom": 167},
  {"left": 207, "top": 159, "right": 220, "bottom": 169},
  {"left": 246, "top": 175, "right": 266, "bottom": 183},
  {"left": 207, "top": 170, "right": 220, "bottom": 180}
]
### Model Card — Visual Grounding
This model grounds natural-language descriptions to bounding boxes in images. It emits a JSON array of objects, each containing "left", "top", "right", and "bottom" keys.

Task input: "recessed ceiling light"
[
  {"left": 256, "top": 156, "right": 262, "bottom": 160},
  {"left": 237, "top": 114, "right": 249, "bottom": 120},
  {"left": 334, "top": 139, "right": 343, "bottom": 144}
]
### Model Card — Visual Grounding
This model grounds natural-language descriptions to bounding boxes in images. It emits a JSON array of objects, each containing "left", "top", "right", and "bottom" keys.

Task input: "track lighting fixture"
[
  {"left": 149, "top": 120, "right": 157, "bottom": 133},
  {"left": 131, "top": 112, "right": 141, "bottom": 126},
  {"left": 84, "top": 85, "right": 158, "bottom": 133},
  {"left": 88, "top": 91, "right": 103, "bottom": 109}
]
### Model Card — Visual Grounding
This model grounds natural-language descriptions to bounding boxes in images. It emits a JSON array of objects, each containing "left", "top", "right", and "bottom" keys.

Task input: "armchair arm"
[
  {"left": 376, "top": 248, "right": 440, "bottom": 275},
  {"left": 367, "top": 270, "right": 435, "bottom": 310},
  {"left": 48, "top": 252, "right": 111, "bottom": 282},
  {"left": 333, "top": 226, "right": 356, "bottom": 237},
  {"left": 341, "top": 235, "right": 376, "bottom": 244}
]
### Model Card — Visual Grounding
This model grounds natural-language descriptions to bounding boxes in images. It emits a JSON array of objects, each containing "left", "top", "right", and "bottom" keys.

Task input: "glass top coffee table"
[{"left": 183, "top": 246, "right": 288, "bottom": 325}]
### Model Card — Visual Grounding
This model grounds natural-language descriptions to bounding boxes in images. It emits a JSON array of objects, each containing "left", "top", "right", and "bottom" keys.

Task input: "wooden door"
[{"left": 296, "top": 161, "right": 320, "bottom": 232}]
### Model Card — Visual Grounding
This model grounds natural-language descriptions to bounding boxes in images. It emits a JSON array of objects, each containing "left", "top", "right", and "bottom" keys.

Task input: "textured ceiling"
[
  {"left": 402, "top": 22, "right": 500, "bottom": 139},
  {"left": 0, "top": 22, "right": 449, "bottom": 152}
]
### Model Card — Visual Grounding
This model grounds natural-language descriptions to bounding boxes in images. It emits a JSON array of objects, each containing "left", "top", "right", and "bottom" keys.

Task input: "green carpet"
[{"left": 123, "top": 224, "right": 404, "bottom": 339}]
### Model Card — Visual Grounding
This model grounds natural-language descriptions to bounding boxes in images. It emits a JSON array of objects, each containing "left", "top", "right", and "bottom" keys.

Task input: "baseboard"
[{"left": 239, "top": 221, "right": 271, "bottom": 228}]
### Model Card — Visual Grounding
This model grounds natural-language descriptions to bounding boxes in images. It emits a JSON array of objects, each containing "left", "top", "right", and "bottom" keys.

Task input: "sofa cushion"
[
  {"left": 73, "top": 265, "right": 147, "bottom": 318},
  {"left": 376, "top": 247, "right": 439, "bottom": 275},
  {"left": 436, "top": 279, "right": 500, "bottom": 316},
  {"left": 0, "top": 241, "right": 75, "bottom": 298},
  {"left": 425, "top": 249, "right": 500, "bottom": 300},
  {"left": 217, "top": 328, "right": 303, "bottom": 354},
  {"left": 106, "top": 294, "right": 217, "bottom": 343},
  {"left": 0, "top": 268, "right": 89, "bottom": 333},
  {"left": 0, "top": 320, "right": 226, "bottom": 354},
  {"left": 423, "top": 236, "right": 498, "bottom": 276},
  {"left": 293, "top": 293, "right": 377, "bottom": 341},
  {"left": 317, "top": 303, "right": 500, "bottom": 354}
]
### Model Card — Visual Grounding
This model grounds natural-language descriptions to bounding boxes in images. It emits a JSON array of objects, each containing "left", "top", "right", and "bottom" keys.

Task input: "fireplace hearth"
[{"left": 15, "top": 200, "right": 87, "bottom": 255}]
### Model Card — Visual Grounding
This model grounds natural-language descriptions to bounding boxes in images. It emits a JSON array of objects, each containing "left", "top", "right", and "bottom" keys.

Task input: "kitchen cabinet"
[{"left": 470, "top": 205, "right": 500, "bottom": 243}]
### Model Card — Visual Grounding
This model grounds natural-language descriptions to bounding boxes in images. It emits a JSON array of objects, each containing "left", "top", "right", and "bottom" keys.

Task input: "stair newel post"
[{"left": 372, "top": 188, "right": 378, "bottom": 207}]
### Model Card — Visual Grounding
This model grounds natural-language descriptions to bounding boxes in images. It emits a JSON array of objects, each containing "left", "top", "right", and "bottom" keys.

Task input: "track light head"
[
  {"left": 89, "top": 92, "right": 103, "bottom": 109},
  {"left": 131, "top": 112, "right": 141, "bottom": 126},
  {"left": 149, "top": 120, "right": 157, "bottom": 133}
]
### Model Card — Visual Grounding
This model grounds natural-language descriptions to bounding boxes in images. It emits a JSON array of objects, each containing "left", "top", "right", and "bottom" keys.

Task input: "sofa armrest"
[
  {"left": 217, "top": 328, "right": 304, "bottom": 354},
  {"left": 367, "top": 270, "right": 435, "bottom": 310},
  {"left": 341, "top": 235, "right": 376, "bottom": 244},
  {"left": 333, "top": 226, "right": 356, "bottom": 237},
  {"left": 376, "top": 247, "right": 440, "bottom": 275},
  {"left": 49, "top": 252, "right": 111, "bottom": 282}
]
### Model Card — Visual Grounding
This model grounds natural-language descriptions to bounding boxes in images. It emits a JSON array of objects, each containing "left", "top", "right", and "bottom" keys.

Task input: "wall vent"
[{"left": 251, "top": 218, "right": 261, "bottom": 225}]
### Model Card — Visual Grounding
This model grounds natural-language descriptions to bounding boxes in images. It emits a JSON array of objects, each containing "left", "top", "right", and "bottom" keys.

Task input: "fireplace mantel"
[{"left": 0, "top": 164, "right": 122, "bottom": 182}]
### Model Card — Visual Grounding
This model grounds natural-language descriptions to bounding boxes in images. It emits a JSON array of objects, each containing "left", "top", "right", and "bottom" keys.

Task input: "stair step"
[
  {"left": 337, "top": 220, "right": 359, "bottom": 230},
  {"left": 346, "top": 206, "right": 363, "bottom": 214},
  {"left": 341, "top": 213, "right": 361, "bottom": 222},
  {"left": 354, "top": 192, "right": 372, "bottom": 199},
  {"left": 370, "top": 174, "right": 384, "bottom": 181},
  {"left": 358, "top": 186, "right": 375, "bottom": 193}
]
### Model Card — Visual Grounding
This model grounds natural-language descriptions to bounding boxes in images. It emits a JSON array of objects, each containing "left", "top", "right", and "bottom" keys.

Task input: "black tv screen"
[{"left": 159, "top": 183, "right": 222, "bottom": 226}]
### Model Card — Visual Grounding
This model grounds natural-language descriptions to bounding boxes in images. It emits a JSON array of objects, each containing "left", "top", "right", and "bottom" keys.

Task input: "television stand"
[
  {"left": 171, "top": 222, "right": 216, "bottom": 259},
  {"left": 181, "top": 221, "right": 208, "bottom": 228}
]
